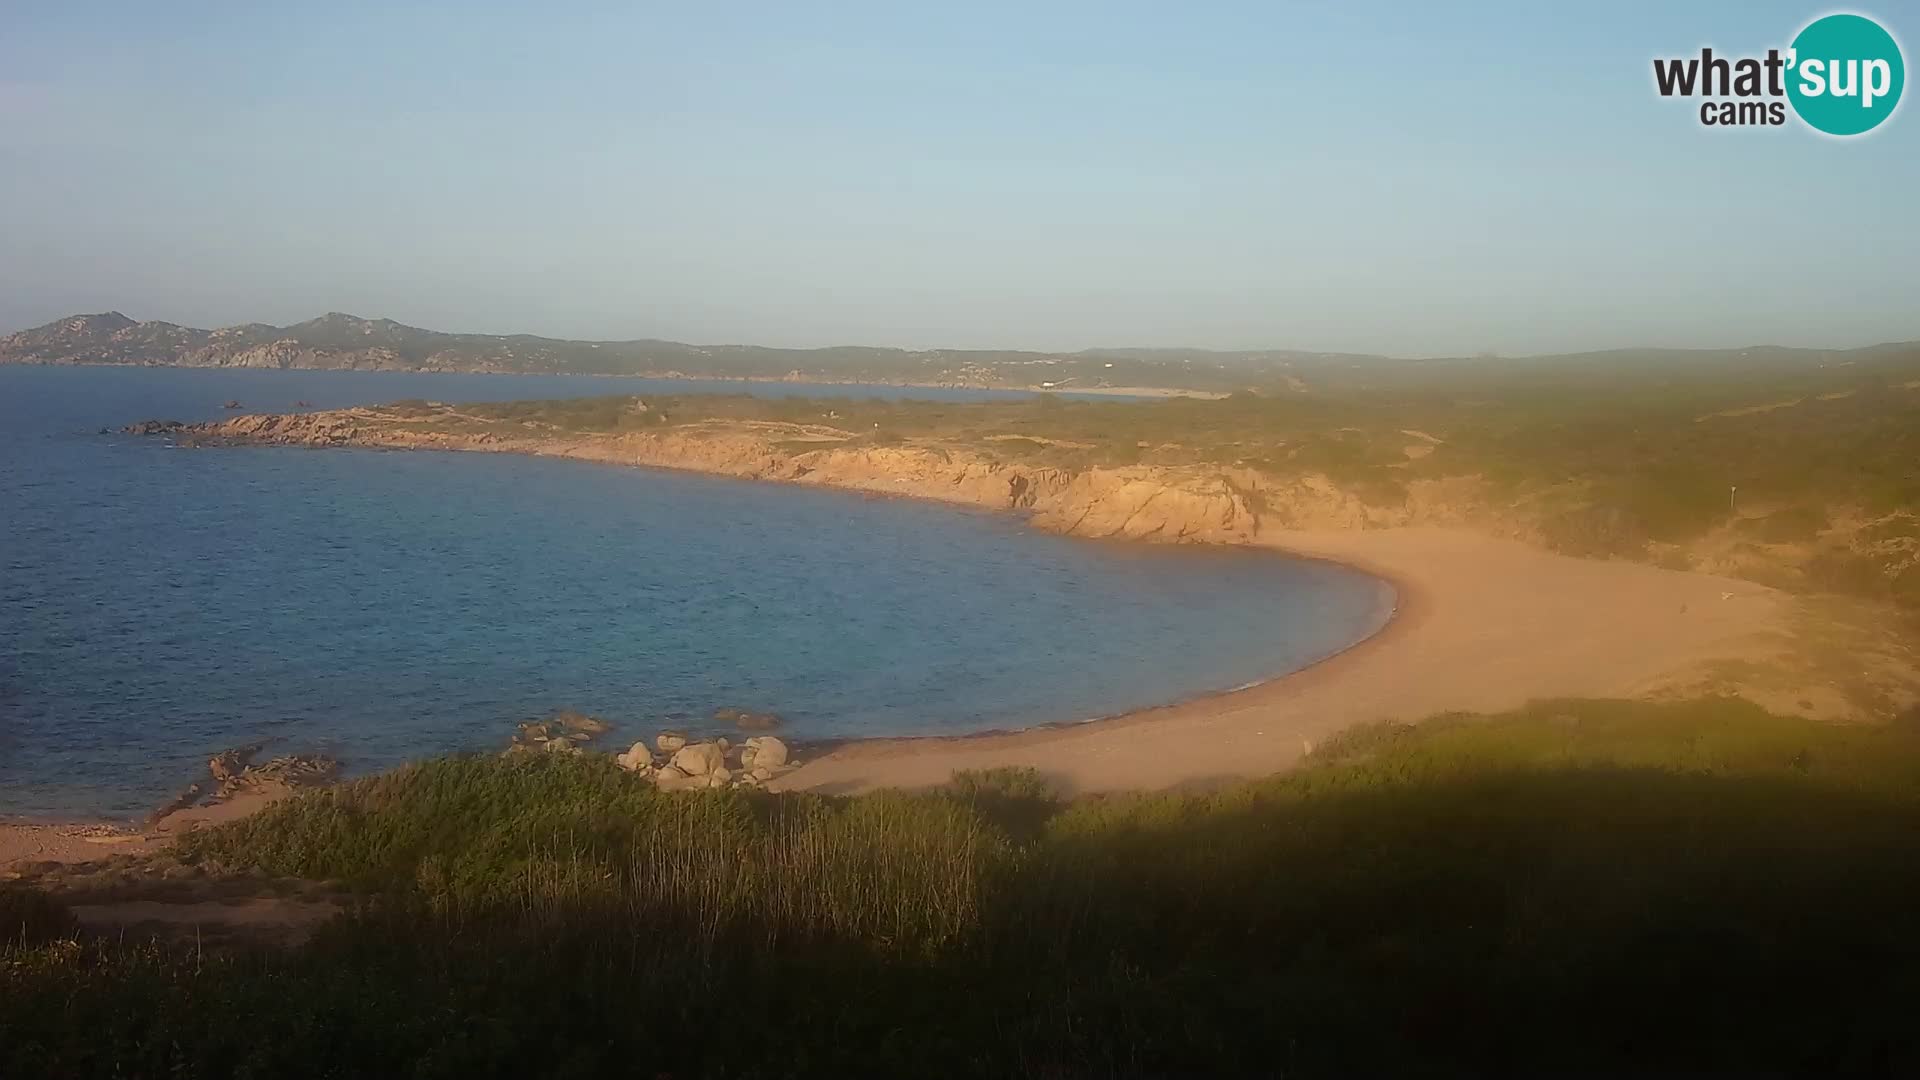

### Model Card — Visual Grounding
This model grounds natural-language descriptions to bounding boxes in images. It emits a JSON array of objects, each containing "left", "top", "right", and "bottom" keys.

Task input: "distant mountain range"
[{"left": 4, "top": 311, "right": 1916, "bottom": 393}]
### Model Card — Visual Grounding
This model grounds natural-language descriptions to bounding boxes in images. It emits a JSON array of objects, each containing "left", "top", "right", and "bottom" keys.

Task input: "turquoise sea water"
[{"left": 0, "top": 366, "right": 1391, "bottom": 819}]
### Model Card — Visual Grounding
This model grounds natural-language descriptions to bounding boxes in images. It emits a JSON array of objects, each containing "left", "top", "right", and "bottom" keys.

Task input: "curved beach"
[
  {"left": 1, "top": 411, "right": 1790, "bottom": 864},
  {"left": 3, "top": 523, "right": 1781, "bottom": 861},
  {"left": 771, "top": 526, "right": 1783, "bottom": 795}
]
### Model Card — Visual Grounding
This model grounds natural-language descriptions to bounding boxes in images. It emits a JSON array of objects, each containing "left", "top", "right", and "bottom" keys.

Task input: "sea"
[{"left": 0, "top": 365, "right": 1392, "bottom": 819}]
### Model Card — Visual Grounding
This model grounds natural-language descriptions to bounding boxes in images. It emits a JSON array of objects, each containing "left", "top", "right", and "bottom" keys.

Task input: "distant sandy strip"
[
  {"left": 770, "top": 527, "right": 1782, "bottom": 796},
  {"left": 1021, "top": 384, "right": 1227, "bottom": 399}
]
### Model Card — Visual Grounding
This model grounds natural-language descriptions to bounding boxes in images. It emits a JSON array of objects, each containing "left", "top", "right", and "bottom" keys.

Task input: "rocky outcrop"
[
  {"left": 142, "top": 409, "right": 1314, "bottom": 547},
  {"left": 135, "top": 399, "right": 1541, "bottom": 567},
  {"left": 224, "top": 754, "right": 339, "bottom": 796},
  {"left": 122, "top": 420, "right": 187, "bottom": 436},
  {"left": 608, "top": 728, "right": 798, "bottom": 791},
  {"left": 1027, "top": 468, "right": 1258, "bottom": 543},
  {"left": 208, "top": 742, "right": 267, "bottom": 781},
  {"left": 504, "top": 710, "right": 613, "bottom": 754},
  {"left": 148, "top": 745, "right": 341, "bottom": 826}
]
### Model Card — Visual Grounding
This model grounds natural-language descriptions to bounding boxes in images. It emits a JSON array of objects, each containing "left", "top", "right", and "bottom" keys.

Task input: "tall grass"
[{"left": 9, "top": 697, "right": 1920, "bottom": 1076}]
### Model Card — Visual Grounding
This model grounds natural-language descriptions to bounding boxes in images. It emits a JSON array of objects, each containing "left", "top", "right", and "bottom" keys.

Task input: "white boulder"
[
  {"left": 615, "top": 742, "right": 654, "bottom": 772},
  {"left": 653, "top": 766, "right": 696, "bottom": 792},
  {"left": 740, "top": 736, "right": 789, "bottom": 770},
  {"left": 671, "top": 742, "right": 725, "bottom": 777}
]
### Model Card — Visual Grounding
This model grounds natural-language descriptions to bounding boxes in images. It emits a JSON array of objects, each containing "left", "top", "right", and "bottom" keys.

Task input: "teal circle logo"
[{"left": 1786, "top": 13, "right": 1905, "bottom": 136}]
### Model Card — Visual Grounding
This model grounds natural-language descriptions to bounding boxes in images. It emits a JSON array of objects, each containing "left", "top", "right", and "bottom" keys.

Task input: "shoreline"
[
  {"left": 3, "top": 412, "right": 1788, "bottom": 859},
  {"left": 1, "top": 536, "right": 1422, "bottom": 859},
  {"left": 806, "top": 558, "right": 1406, "bottom": 750},
  {"left": 767, "top": 526, "right": 1780, "bottom": 796},
  {"left": 0, "top": 789, "right": 293, "bottom": 867}
]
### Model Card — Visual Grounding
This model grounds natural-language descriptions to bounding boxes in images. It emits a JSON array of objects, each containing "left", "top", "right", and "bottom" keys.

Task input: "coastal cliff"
[
  {"left": 158, "top": 408, "right": 1279, "bottom": 544},
  {"left": 147, "top": 404, "right": 1493, "bottom": 546}
]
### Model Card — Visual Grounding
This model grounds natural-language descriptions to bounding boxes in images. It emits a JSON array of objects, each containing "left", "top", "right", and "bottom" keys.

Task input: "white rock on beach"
[
  {"left": 740, "top": 736, "right": 788, "bottom": 770},
  {"left": 653, "top": 767, "right": 695, "bottom": 792},
  {"left": 615, "top": 742, "right": 653, "bottom": 772},
  {"left": 655, "top": 731, "right": 689, "bottom": 754},
  {"left": 671, "top": 742, "right": 724, "bottom": 777}
]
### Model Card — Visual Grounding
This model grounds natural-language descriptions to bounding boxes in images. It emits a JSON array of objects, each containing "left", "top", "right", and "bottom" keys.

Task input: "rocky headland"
[{"left": 131, "top": 403, "right": 1468, "bottom": 546}]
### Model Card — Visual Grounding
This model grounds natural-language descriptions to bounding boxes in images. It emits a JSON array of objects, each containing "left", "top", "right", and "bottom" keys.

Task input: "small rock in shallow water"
[
  {"left": 716, "top": 707, "right": 783, "bottom": 731},
  {"left": 554, "top": 710, "right": 610, "bottom": 738}
]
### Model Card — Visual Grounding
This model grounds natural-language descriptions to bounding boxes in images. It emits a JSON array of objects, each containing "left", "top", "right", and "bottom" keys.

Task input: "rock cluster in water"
[
  {"left": 502, "top": 710, "right": 612, "bottom": 754},
  {"left": 122, "top": 419, "right": 187, "bottom": 436},
  {"left": 148, "top": 742, "right": 341, "bottom": 826}
]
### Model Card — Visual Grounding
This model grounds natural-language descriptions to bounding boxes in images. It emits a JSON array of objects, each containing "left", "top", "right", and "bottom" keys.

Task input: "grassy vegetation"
[{"left": 7, "top": 698, "right": 1920, "bottom": 1076}]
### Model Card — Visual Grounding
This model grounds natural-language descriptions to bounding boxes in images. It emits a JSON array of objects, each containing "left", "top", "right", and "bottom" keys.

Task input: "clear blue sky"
[{"left": 2, "top": 1, "right": 1913, "bottom": 355}]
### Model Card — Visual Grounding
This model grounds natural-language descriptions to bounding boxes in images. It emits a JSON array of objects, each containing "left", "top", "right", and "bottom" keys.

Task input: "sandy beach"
[
  {"left": 0, "top": 789, "right": 293, "bottom": 869},
  {"left": 769, "top": 526, "right": 1783, "bottom": 796},
  {"left": 1, "top": 523, "right": 1784, "bottom": 866}
]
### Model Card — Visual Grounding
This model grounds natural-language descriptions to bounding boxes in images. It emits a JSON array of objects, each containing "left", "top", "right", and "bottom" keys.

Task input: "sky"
[{"left": 1, "top": 1, "right": 1914, "bottom": 356}]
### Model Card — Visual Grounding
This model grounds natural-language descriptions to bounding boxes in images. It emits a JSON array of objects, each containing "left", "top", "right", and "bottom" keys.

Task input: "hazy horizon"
[
  {"left": 11, "top": 306, "right": 1920, "bottom": 361},
  {"left": 4, "top": 1, "right": 1914, "bottom": 356}
]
